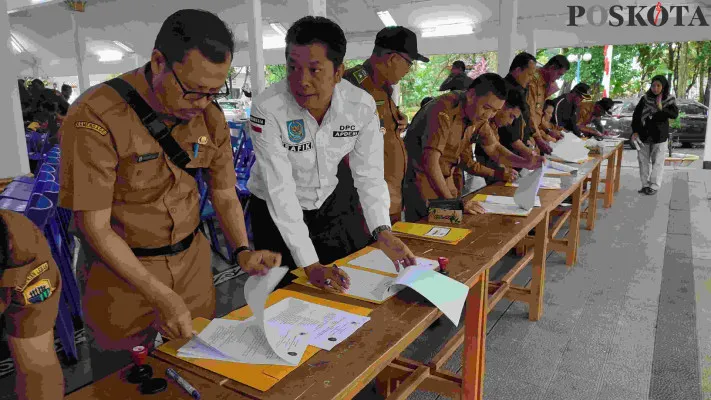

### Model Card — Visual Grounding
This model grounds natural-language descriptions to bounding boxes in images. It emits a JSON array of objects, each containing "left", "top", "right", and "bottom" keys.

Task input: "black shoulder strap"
[{"left": 104, "top": 78, "right": 197, "bottom": 177}]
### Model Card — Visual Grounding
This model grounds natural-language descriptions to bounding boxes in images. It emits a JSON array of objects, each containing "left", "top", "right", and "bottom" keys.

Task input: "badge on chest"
[
  {"left": 286, "top": 119, "right": 306, "bottom": 143},
  {"left": 333, "top": 125, "right": 359, "bottom": 138}
]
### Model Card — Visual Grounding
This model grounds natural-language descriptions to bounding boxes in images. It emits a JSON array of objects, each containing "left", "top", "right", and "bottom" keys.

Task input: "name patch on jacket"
[
  {"left": 283, "top": 141, "right": 313, "bottom": 152},
  {"left": 250, "top": 116, "right": 265, "bottom": 125},
  {"left": 333, "top": 125, "right": 359, "bottom": 138},
  {"left": 136, "top": 153, "right": 159, "bottom": 163}
]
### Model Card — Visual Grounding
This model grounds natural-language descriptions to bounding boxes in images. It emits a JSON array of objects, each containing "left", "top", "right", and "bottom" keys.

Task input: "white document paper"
[
  {"left": 387, "top": 265, "right": 468, "bottom": 325},
  {"left": 249, "top": 297, "right": 371, "bottom": 351},
  {"left": 349, "top": 249, "right": 439, "bottom": 275},
  {"left": 551, "top": 133, "right": 590, "bottom": 163},
  {"left": 509, "top": 177, "right": 561, "bottom": 190},
  {"left": 178, "top": 266, "right": 313, "bottom": 366},
  {"left": 190, "top": 318, "right": 311, "bottom": 366},
  {"left": 480, "top": 202, "right": 532, "bottom": 216},
  {"left": 242, "top": 266, "right": 308, "bottom": 365},
  {"left": 514, "top": 167, "right": 545, "bottom": 210},
  {"left": 481, "top": 195, "right": 541, "bottom": 207},
  {"left": 547, "top": 160, "right": 579, "bottom": 173},
  {"left": 336, "top": 266, "right": 397, "bottom": 302},
  {"left": 334, "top": 263, "right": 468, "bottom": 326}
]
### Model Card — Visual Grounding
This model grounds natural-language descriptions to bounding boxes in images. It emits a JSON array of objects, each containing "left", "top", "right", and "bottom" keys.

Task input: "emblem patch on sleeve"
[
  {"left": 75, "top": 121, "right": 108, "bottom": 136},
  {"left": 353, "top": 68, "right": 368, "bottom": 84},
  {"left": 286, "top": 119, "right": 306, "bottom": 143},
  {"left": 22, "top": 279, "right": 54, "bottom": 305},
  {"left": 15, "top": 262, "right": 49, "bottom": 292}
]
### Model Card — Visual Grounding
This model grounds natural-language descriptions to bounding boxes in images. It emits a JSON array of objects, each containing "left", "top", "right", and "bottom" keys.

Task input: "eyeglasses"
[
  {"left": 393, "top": 53, "right": 413, "bottom": 68},
  {"left": 171, "top": 69, "right": 229, "bottom": 101}
]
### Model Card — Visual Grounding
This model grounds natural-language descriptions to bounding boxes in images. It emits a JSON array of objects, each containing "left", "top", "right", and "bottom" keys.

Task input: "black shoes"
[{"left": 639, "top": 187, "right": 657, "bottom": 195}]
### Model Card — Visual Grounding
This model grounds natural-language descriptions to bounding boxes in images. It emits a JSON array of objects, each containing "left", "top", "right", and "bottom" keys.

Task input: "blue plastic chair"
[
  {"left": 23, "top": 194, "right": 79, "bottom": 362},
  {"left": 0, "top": 197, "right": 27, "bottom": 212}
]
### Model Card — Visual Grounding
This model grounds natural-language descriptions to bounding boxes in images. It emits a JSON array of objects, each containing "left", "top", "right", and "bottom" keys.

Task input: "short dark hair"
[
  {"left": 31, "top": 79, "right": 44, "bottom": 87},
  {"left": 468, "top": 73, "right": 508, "bottom": 100},
  {"left": 544, "top": 55, "right": 570, "bottom": 71},
  {"left": 154, "top": 9, "right": 235, "bottom": 68},
  {"left": 286, "top": 16, "right": 347, "bottom": 68},
  {"left": 61, "top": 84, "right": 72, "bottom": 91},
  {"left": 509, "top": 52, "right": 536, "bottom": 73},
  {"left": 420, "top": 96, "right": 434, "bottom": 108},
  {"left": 543, "top": 99, "right": 556, "bottom": 110},
  {"left": 452, "top": 60, "right": 466, "bottom": 70},
  {"left": 504, "top": 88, "right": 525, "bottom": 110}
]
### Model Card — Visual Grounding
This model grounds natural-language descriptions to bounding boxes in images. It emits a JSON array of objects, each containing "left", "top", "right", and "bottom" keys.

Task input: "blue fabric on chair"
[
  {"left": 0, "top": 197, "right": 27, "bottom": 212},
  {"left": 22, "top": 192, "right": 79, "bottom": 362},
  {"left": 13, "top": 175, "right": 35, "bottom": 185},
  {"left": 0, "top": 181, "right": 34, "bottom": 201}
]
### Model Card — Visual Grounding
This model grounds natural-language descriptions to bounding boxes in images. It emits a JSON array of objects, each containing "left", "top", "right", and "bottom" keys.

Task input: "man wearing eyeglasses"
[
  {"left": 58, "top": 9, "right": 281, "bottom": 381},
  {"left": 342, "top": 26, "right": 429, "bottom": 224}
]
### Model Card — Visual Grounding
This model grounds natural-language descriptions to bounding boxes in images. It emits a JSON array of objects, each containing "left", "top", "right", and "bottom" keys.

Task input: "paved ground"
[{"left": 0, "top": 146, "right": 709, "bottom": 399}]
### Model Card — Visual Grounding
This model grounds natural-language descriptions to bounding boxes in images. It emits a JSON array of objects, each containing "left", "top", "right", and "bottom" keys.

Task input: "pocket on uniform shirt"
[
  {"left": 187, "top": 139, "right": 218, "bottom": 168},
  {"left": 118, "top": 152, "right": 169, "bottom": 190}
]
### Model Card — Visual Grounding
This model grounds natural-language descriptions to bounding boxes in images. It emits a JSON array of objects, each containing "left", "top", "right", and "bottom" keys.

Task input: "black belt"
[{"left": 131, "top": 226, "right": 201, "bottom": 257}]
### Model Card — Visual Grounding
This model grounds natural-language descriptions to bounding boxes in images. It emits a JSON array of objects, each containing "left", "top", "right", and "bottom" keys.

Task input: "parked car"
[{"left": 601, "top": 97, "right": 708, "bottom": 147}]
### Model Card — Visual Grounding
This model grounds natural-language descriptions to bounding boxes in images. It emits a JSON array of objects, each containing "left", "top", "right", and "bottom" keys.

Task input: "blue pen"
[
  {"left": 166, "top": 368, "right": 201, "bottom": 399},
  {"left": 193, "top": 143, "right": 199, "bottom": 158}
]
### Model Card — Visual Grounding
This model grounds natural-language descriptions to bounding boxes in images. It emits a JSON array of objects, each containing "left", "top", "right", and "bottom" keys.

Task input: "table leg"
[
  {"left": 604, "top": 151, "right": 616, "bottom": 208},
  {"left": 461, "top": 269, "right": 488, "bottom": 400},
  {"left": 614, "top": 144, "right": 623, "bottom": 193},
  {"left": 586, "top": 163, "right": 601, "bottom": 230},
  {"left": 566, "top": 184, "right": 583, "bottom": 266},
  {"left": 529, "top": 212, "right": 550, "bottom": 321}
]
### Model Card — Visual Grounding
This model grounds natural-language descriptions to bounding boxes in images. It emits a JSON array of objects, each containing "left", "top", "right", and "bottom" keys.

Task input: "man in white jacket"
[{"left": 247, "top": 16, "right": 417, "bottom": 292}]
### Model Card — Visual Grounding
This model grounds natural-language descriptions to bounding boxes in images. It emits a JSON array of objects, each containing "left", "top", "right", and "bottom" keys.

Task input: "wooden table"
[
  {"left": 65, "top": 146, "right": 621, "bottom": 400},
  {"left": 66, "top": 357, "right": 250, "bottom": 399},
  {"left": 589, "top": 142, "right": 624, "bottom": 208}
]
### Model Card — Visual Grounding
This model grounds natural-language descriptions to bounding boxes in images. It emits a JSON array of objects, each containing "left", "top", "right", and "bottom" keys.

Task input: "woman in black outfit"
[{"left": 631, "top": 75, "right": 678, "bottom": 195}]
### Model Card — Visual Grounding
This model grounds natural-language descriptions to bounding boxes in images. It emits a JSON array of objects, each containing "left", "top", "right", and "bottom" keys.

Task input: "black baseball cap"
[
  {"left": 571, "top": 83, "right": 592, "bottom": 99},
  {"left": 374, "top": 26, "right": 430, "bottom": 63},
  {"left": 596, "top": 97, "right": 615, "bottom": 115}
]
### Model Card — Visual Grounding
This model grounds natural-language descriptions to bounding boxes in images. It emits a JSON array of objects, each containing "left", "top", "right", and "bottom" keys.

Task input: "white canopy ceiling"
[{"left": 8, "top": 0, "right": 711, "bottom": 78}]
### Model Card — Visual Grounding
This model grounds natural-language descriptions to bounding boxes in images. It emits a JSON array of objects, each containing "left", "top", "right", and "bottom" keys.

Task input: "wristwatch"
[
  {"left": 372, "top": 225, "right": 392, "bottom": 241},
  {"left": 231, "top": 246, "right": 251, "bottom": 265}
]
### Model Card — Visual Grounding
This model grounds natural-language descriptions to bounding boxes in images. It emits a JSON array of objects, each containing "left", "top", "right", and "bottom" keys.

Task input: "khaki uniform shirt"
[
  {"left": 0, "top": 210, "right": 62, "bottom": 338},
  {"left": 577, "top": 101, "right": 595, "bottom": 126},
  {"left": 405, "top": 92, "right": 492, "bottom": 199},
  {"left": 343, "top": 62, "right": 406, "bottom": 216},
  {"left": 58, "top": 64, "right": 236, "bottom": 249},
  {"left": 527, "top": 69, "right": 551, "bottom": 139}
]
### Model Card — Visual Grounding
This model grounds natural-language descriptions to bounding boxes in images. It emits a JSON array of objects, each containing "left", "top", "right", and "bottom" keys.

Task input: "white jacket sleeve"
[{"left": 249, "top": 103, "right": 320, "bottom": 267}]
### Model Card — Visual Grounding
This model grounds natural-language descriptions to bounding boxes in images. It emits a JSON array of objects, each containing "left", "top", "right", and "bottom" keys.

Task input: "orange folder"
[{"left": 156, "top": 289, "right": 373, "bottom": 392}]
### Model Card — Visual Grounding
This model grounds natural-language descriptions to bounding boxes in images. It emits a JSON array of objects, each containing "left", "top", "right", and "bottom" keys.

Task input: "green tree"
[{"left": 265, "top": 64, "right": 287, "bottom": 86}]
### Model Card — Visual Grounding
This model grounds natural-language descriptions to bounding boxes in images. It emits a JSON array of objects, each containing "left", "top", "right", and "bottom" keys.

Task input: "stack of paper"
[
  {"left": 547, "top": 160, "right": 579, "bottom": 175},
  {"left": 550, "top": 137, "right": 590, "bottom": 163},
  {"left": 291, "top": 248, "right": 468, "bottom": 325},
  {"left": 391, "top": 222, "right": 471, "bottom": 245},
  {"left": 507, "top": 177, "right": 561, "bottom": 190},
  {"left": 472, "top": 194, "right": 540, "bottom": 216},
  {"left": 177, "top": 267, "right": 371, "bottom": 366}
]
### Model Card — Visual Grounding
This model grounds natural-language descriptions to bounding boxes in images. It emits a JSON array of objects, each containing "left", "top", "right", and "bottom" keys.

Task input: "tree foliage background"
[{"left": 259, "top": 40, "right": 710, "bottom": 119}]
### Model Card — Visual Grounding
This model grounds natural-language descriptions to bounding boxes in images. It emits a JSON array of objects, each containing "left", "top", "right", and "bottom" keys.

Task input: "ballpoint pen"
[{"left": 166, "top": 368, "right": 201, "bottom": 399}]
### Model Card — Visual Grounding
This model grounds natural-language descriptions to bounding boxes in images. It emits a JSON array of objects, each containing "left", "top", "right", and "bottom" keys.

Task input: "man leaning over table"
[
  {"left": 402, "top": 73, "right": 542, "bottom": 222},
  {"left": 246, "top": 16, "right": 417, "bottom": 294},
  {"left": 527, "top": 54, "right": 570, "bottom": 142},
  {"left": 59, "top": 9, "right": 281, "bottom": 382}
]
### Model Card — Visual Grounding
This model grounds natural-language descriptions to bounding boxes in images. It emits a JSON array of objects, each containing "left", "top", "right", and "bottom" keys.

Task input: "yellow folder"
[
  {"left": 391, "top": 221, "right": 471, "bottom": 245},
  {"left": 155, "top": 289, "right": 373, "bottom": 392},
  {"left": 289, "top": 246, "right": 403, "bottom": 304}
]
